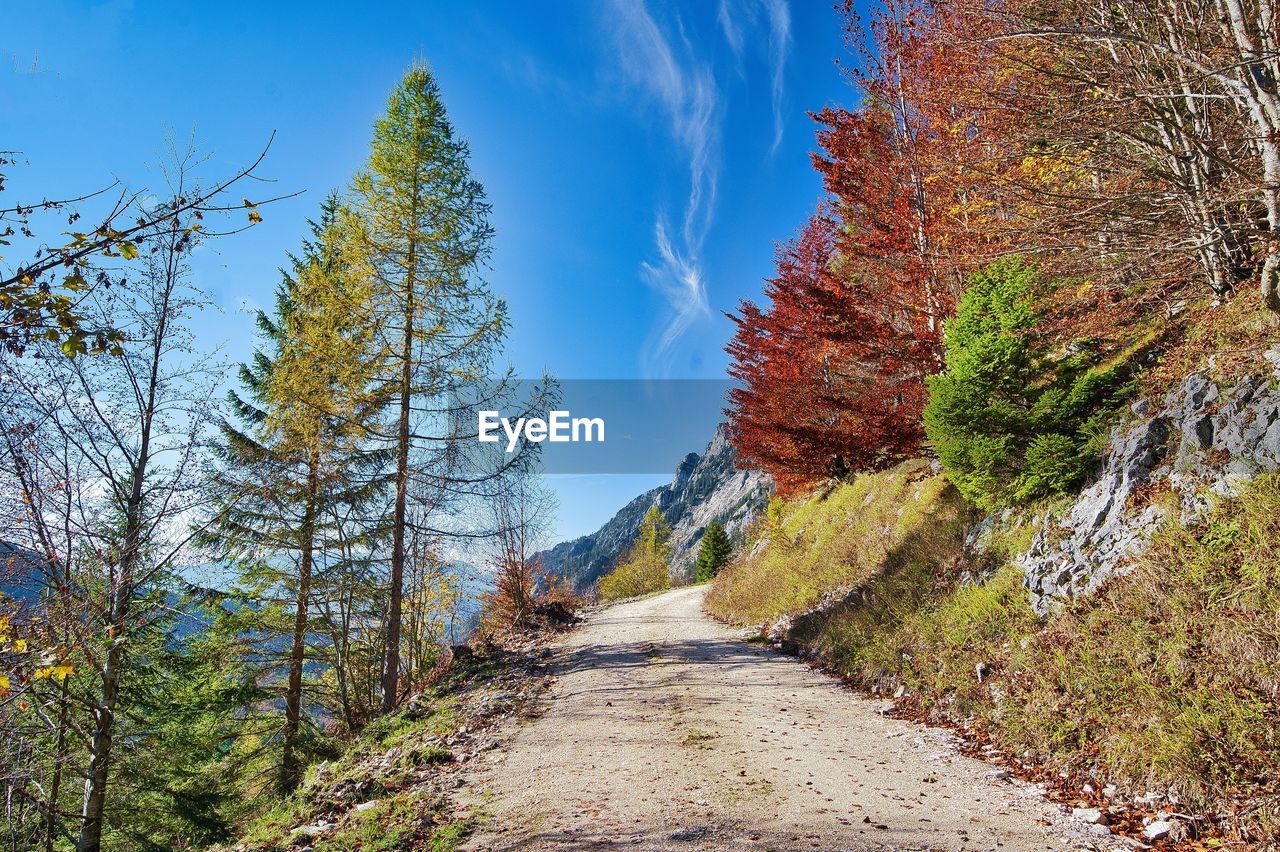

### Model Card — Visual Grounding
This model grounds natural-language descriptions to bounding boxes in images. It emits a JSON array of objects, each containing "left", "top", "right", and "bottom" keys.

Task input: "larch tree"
[
  {"left": 203, "top": 197, "right": 387, "bottom": 790},
  {"left": 597, "top": 507, "right": 672, "bottom": 602},
  {"left": 347, "top": 64, "right": 508, "bottom": 713}
]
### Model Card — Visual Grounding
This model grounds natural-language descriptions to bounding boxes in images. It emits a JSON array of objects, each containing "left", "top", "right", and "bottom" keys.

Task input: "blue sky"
[{"left": 3, "top": 0, "right": 854, "bottom": 541}]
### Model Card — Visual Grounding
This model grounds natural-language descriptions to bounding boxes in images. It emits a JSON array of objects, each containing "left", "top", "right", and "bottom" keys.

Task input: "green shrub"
[
  {"left": 598, "top": 506, "right": 672, "bottom": 602},
  {"left": 924, "top": 257, "right": 1132, "bottom": 510}
]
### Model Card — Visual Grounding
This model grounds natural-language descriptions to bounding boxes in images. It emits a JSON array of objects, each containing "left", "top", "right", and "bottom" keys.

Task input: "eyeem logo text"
[{"left": 478, "top": 410, "right": 605, "bottom": 453}]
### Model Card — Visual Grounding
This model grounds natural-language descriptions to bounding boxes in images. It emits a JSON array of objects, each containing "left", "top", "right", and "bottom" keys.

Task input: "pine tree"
[
  {"left": 693, "top": 521, "right": 732, "bottom": 583},
  {"left": 347, "top": 63, "right": 506, "bottom": 713},
  {"left": 203, "top": 197, "right": 386, "bottom": 790}
]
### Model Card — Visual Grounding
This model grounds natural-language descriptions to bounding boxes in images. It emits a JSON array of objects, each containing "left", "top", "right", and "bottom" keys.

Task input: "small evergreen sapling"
[
  {"left": 694, "top": 521, "right": 732, "bottom": 582},
  {"left": 924, "top": 258, "right": 1132, "bottom": 510}
]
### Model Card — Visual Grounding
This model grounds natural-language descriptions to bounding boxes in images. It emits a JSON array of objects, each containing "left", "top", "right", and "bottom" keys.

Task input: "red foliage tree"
[
  {"left": 726, "top": 211, "right": 926, "bottom": 494},
  {"left": 725, "top": 0, "right": 1009, "bottom": 494}
]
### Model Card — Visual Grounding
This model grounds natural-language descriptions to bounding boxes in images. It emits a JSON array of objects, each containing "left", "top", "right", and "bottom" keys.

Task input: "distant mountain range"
[{"left": 535, "top": 423, "right": 772, "bottom": 590}]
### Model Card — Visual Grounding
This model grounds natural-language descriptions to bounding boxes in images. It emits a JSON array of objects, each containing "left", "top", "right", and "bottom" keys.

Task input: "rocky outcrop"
[
  {"left": 536, "top": 424, "right": 772, "bottom": 590},
  {"left": 1021, "top": 348, "right": 1280, "bottom": 613}
]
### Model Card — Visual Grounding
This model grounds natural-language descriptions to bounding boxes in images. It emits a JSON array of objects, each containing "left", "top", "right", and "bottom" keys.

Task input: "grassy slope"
[
  {"left": 707, "top": 468, "right": 1280, "bottom": 844},
  {"left": 221, "top": 649, "right": 548, "bottom": 852},
  {"left": 705, "top": 460, "right": 969, "bottom": 624}
]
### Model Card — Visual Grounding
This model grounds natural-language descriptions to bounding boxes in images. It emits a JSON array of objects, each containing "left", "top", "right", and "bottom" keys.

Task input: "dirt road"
[{"left": 459, "top": 586, "right": 1110, "bottom": 851}]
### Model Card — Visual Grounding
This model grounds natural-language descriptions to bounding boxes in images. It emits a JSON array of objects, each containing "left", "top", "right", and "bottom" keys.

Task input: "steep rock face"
[
  {"left": 536, "top": 424, "right": 772, "bottom": 590},
  {"left": 1021, "top": 348, "right": 1280, "bottom": 613}
]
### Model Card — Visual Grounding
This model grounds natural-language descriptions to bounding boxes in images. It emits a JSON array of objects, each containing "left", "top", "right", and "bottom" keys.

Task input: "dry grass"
[
  {"left": 996, "top": 476, "right": 1280, "bottom": 834},
  {"left": 705, "top": 461, "right": 972, "bottom": 626},
  {"left": 1143, "top": 289, "right": 1280, "bottom": 395}
]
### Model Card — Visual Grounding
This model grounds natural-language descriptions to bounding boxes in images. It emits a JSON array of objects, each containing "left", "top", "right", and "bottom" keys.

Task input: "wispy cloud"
[
  {"left": 641, "top": 219, "right": 710, "bottom": 359},
  {"left": 717, "top": 0, "right": 791, "bottom": 154},
  {"left": 607, "top": 0, "right": 720, "bottom": 372},
  {"left": 717, "top": 0, "right": 746, "bottom": 59},
  {"left": 762, "top": 0, "right": 791, "bottom": 155},
  {"left": 608, "top": 0, "right": 791, "bottom": 372}
]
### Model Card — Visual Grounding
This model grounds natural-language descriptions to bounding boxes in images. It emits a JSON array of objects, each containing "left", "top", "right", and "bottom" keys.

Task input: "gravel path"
[{"left": 458, "top": 586, "right": 1111, "bottom": 851}]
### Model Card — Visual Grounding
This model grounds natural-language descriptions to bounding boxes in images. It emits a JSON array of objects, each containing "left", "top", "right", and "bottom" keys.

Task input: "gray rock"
[
  {"left": 1143, "top": 819, "right": 1175, "bottom": 841},
  {"left": 1020, "top": 361, "right": 1280, "bottom": 614},
  {"left": 1072, "top": 807, "right": 1108, "bottom": 825}
]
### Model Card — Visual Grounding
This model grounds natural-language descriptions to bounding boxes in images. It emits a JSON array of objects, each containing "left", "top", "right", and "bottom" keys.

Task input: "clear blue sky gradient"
[{"left": 3, "top": 0, "right": 858, "bottom": 541}]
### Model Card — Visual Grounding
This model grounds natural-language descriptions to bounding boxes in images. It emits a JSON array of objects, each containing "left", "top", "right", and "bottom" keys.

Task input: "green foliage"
[
  {"left": 693, "top": 520, "right": 732, "bottom": 582},
  {"left": 924, "top": 258, "right": 1132, "bottom": 510},
  {"left": 598, "top": 507, "right": 672, "bottom": 602},
  {"left": 706, "top": 463, "right": 970, "bottom": 625}
]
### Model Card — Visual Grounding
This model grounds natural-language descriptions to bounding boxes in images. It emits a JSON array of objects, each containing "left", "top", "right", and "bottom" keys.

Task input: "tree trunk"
[
  {"left": 77, "top": 248, "right": 169, "bottom": 851},
  {"left": 281, "top": 463, "right": 318, "bottom": 790},
  {"left": 1215, "top": 0, "right": 1280, "bottom": 309},
  {"left": 78, "top": 467, "right": 147, "bottom": 852},
  {"left": 380, "top": 277, "right": 415, "bottom": 713},
  {"left": 43, "top": 683, "right": 70, "bottom": 852}
]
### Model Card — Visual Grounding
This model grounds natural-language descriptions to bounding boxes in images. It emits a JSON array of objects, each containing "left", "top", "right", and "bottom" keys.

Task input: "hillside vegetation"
[
  {"left": 217, "top": 638, "right": 554, "bottom": 852},
  {"left": 707, "top": 470, "right": 1280, "bottom": 844},
  {"left": 705, "top": 462, "right": 968, "bottom": 624}
]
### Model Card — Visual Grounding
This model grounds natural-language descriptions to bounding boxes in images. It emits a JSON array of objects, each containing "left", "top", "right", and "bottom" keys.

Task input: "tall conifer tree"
[
  {"left": 348, "top": 64, "right": 505, "bottom": 712},
  {"left": 204, "top": 197, "right": 386, "bottom": 789}
]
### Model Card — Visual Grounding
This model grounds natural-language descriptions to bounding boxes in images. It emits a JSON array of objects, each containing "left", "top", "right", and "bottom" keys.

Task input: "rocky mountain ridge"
[{"left": 536, "top": 423, "right": 771, "bottom": 590}]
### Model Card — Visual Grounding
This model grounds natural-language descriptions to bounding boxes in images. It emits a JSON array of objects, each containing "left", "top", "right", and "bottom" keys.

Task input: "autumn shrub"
[
  {"left": 597, "top": 507, "right": 672, "bottom": 603},
  {"left": 597, "top": 553, "right": 669, "bottom": 603},
  {"left": 924, "top": 258, "right": 1134, "bottom": 511}
]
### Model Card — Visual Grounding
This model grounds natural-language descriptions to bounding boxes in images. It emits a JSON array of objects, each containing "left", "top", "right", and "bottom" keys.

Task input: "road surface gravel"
[{"left": 459, "top": 586, "right": 1116, "bottom": 851}]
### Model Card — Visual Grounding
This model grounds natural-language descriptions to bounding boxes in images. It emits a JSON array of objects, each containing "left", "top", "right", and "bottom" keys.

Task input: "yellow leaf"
[
  {"left": 0, "top": 674, "right": 10, "bottom": 693},
  {"left": 248, "top": 210, "right": 263, "bottom": 224}
]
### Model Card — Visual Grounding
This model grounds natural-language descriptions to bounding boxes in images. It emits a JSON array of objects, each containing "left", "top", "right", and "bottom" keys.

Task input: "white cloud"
[
  {"left": 716, "top": 0, "right": 791, "bottom": 153},
  {"left": 763, "top": 0, "right": 791, "bottom": 155},
  {"left": 641, "top": 219, "right": 710, "bottom": 359},
  {"left": 607, "top": 0, "right": 720, "bottom": 372},
  {"left": 606, "top": 0, "right": 791, "bottom": 372},
  {"left": 717, "top": 0, "right": 748, "bottom": 59}
]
